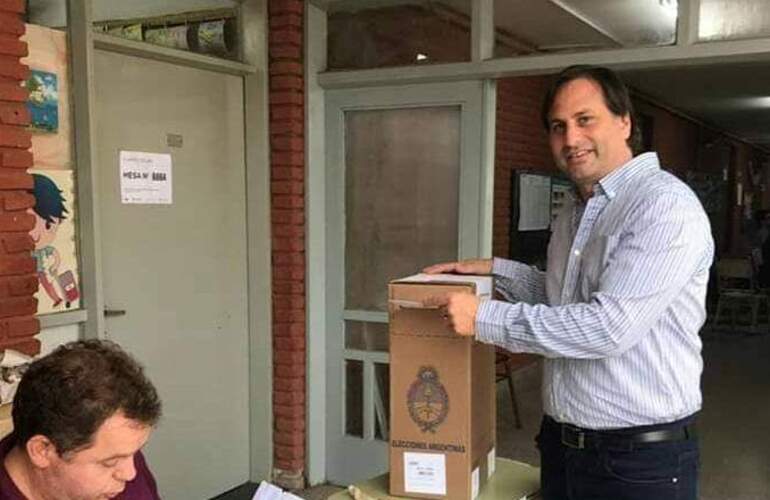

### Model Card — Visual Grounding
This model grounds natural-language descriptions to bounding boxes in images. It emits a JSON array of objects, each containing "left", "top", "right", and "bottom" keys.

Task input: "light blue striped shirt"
[{"left": 476, "top": 152, "right": 714, "bottom": 429}]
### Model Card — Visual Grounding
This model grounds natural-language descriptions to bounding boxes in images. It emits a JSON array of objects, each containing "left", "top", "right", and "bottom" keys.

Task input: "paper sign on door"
[
  {"left": 119, "top": 150, "right": 173, "bottom": 204},
  {"left": 404, "top": 452, "right": 446, "bottom": 495}
]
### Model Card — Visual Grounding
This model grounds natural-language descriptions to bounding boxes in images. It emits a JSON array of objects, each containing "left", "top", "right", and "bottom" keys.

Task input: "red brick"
[
  {"left": 271, "top": 152, "right": 304, "bottom": 167},
  {"left": 274, "top": 375, "right": 305, "bottom": 391},
  {"left": 0, "top": 295, "right": 35, "bottom": 317},
  {"left": 274, "top": 349, "right": 305, "bottom": 367},
  {"left": 272, "top": 222, "right": 304, "bottom": 236},
  {"left": 272, "top": 263, "right": 305, "bottom": 280},
  {"left": 273, "top": 281, "right": 304, "bottom": 295},
  {"left": 269, "top": 0, "right": 303, "bottom": 16},
  {"left": 273, "top": 391, "right": 305, "bottom": 406},
  {"left": 0, "top": 336, "right": 39, "bottom": 356},
  {"left": 272, "top": 194, "right": 304, "bottom": 209},
  {"left": 0, "top": 81, "right": 25, "bottom": 101},
  {"left": 0, "top": 57, "right": 27, "bottom": 80},
  {"left": 5, "top": 274, "right": 37, "bottom": 296},
  {"left": 271, "top": 105, "right": 303, "bottom": 121},
  {"left": 270, "top": 121, "right": 304, "bottom": 136},
  {"left": 274, "top": 337, "right": 304, "bottom": 352},
  {"left": 0, "top": 232, "right": 32, "bottom": 252},
  {"left": 0, "top": 125, "right": 30, "bottom": 148},
  {"left": 269, "top": 61, "right": 303, "bottom": 76},
  {"left": 1, "top": 315, "right": 38, "bottom": 338},
  {"left": 272, "top": 252, "right": 304, "bottom": 266},
  {"left": 274, "top": 403, "right": 305, "bottom": 419},
  {"left": 270, "top": 91, "right": 304, "bottom": 107},
  {"left": 275, "top": 364, "right": 305, "bottom": 378},
  {"left": 272, "top": 237, "right": 304, "bottom": 253},
  {"left": 272, "top": 293, "right": 305, "bottom": 309},
  {"left": 0, "top": 0, "right": 24, "bottom": 14},
  {"left": 2, "top": 191, "right": 34, "bottom": 210},
  {"left": 270, "top": 135, "right": 305, "bottom": 151},
  {"left": 272, "top": 322, "right": 305, "bottom": 337},
  {"left": 270, "top": 14, "right": 302, "bottom": 30},
  {"left": 0, "top": 148, "right": 32, "bottom": 168},
  {"left": 275, "top": 443, "right": 304, "bottom": 461},
  {"left": 271, "top": 181, "right": 303, "bottom": 196},
  {"left": 0, "top": 37, "right": 25, "bottom": 57},
  {"left": 270, "top": 44, "right": 302, "bottom": 60},
  {"left": 274, "top": 457, "right": 304, "bottom": 471},
  {"left": 0, "top": 211, "right": 33, "bottom": 232},
  {"left": 271, "top": 209, "right": 304, "bottom": 225},
  {"left": 272, "top": 309, "right": 305, "bottom": 323},
  {"left": 0, "top": 101, "right": 28, "bottom": 125},
  {"left": 274, "top": 416, "right": 305, "bottom": 433},
  {"left": 0, "top": 253, "right": 33, "bottom": 275},
  {"left": 269, "top": 30, "right": 302, "bottom": 47},
  {"left": 0, "top": 170, "right": 32, "bottom": 189},
  {"left": 274, "top": 429, "right": 305, "bottom": 447}
]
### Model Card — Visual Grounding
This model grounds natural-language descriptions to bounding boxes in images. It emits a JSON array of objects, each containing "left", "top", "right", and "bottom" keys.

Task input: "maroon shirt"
[{"left": 0, "top": 433, "right": 160, "bottom": 499}]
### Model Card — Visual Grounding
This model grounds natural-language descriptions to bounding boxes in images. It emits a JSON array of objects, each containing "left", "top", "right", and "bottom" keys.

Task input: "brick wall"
[
  {"left": 0, "top": 0, "right": 40, "bottom": 357},
  {"left": 493, "top": 76, "right": 556, "bottom": 257},
  {"left": 268, "top": 0, "right": 306, "bottom": 489}
]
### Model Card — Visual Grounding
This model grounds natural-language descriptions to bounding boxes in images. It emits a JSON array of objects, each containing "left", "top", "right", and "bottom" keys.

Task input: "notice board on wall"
[{"left": 509, "top": 170, "right": 572, "bottom": 269}]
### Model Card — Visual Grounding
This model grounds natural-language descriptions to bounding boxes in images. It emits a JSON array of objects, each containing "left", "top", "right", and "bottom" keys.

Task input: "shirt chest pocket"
[{"left": 579, "top": 234, "right": 620, "bottom": 298}]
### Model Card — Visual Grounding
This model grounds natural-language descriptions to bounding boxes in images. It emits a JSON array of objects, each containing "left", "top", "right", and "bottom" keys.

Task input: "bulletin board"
[{"left": 509, "top": 170, "right": 571, "bottom": 269}]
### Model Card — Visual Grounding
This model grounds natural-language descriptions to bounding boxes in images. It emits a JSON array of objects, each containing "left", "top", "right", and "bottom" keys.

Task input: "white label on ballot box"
[{"left": 404, "top": 452, "right": 446, "bottom": 495}]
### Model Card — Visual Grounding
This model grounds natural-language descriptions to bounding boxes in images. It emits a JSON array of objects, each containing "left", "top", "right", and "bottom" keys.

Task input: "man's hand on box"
[
  {"left": 424, "top": 292, "right": 480, "bottom": 337},
  {"left": 422, "top": 258, "right": 493, "bottom": 275}
]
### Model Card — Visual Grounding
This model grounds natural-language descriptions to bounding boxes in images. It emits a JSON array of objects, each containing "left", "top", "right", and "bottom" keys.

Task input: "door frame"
[
  {"left": 317, "top": 80, "right": 495, "bottom": 485},
  {"left": 66, "top": 0, "right": 273, "bottom": 482}
]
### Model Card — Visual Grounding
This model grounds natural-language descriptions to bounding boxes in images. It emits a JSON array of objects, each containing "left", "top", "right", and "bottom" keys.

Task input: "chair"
[
  {"left": 495, "top": 350, "right": 538, "bottom": 429},
  {"left": 714, "top": 258, "right": 769, "bottom": 333}
]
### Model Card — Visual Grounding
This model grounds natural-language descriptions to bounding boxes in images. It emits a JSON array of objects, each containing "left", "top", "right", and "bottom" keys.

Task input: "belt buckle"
[{"left": 561, "top": 425, "right": 585, "bottom": 449}]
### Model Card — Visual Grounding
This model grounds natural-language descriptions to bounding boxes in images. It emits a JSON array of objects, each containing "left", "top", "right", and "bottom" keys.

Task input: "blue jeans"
[{"left": 536, "top": 415, "right": 700, "bottom": 500}]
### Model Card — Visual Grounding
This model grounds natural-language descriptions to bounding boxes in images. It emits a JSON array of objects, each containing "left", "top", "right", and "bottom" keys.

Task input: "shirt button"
[{"left": 573, "top": 249, "right": 581, "bottom": 256}]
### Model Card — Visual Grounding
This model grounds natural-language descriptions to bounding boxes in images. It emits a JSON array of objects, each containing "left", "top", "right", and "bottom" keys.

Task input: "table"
[{"left": 329, "top": 458, "right": 540, "bottom": 500}]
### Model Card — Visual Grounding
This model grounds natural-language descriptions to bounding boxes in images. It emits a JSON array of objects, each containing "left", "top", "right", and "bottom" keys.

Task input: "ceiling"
[{"left": 317, "top": 0, "right": 770, "bottom": 150}]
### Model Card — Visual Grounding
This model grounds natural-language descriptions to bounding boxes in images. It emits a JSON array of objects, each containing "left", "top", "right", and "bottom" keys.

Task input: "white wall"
[
  {"left": 28, "top": 0, "right": 240, "bottom": 27},
  {"left": 36, "top": 324, "right": 81, "bottom": 356}
]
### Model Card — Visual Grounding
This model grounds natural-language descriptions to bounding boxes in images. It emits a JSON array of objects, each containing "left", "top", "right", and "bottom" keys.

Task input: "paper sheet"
[
  {"left": 119, "top": 150, "right": 173, "bottom": 204},
  {"left": 393, "top": 273, "right": 492, "bottom": 297},
  {"left": 404, "top": 452, "right": 446, "bottom": 495},
  {"left": 518, "top": 173, "right": 551, "bottom": 231}
]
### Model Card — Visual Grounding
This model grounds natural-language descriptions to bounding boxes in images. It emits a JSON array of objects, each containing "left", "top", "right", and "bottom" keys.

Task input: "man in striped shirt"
[{"left": 426, "top": 65, "right": 713, "bottom": 500}]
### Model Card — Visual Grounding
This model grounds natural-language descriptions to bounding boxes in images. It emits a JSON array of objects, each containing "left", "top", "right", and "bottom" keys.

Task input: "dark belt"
[{"left": 559, "top": 421, "right": 697, "bottom": 450}]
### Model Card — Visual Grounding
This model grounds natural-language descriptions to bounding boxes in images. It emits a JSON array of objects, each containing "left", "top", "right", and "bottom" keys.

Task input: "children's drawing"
[{"left": 28, "top": 171, "right": 81, "bottom": 314}]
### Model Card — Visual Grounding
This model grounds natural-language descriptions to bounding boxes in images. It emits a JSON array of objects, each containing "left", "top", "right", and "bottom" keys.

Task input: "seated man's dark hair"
[{"left": 11, "top": 339, "right": 162, "bottom": 455}]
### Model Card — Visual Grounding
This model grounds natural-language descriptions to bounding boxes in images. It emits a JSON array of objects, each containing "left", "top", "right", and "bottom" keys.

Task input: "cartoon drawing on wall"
[
  {"left": 25, "top": 70, "right": 59, "bottom": 133},
  {"left": 28, "top": 171, "right": 81, "bottom": 314}
]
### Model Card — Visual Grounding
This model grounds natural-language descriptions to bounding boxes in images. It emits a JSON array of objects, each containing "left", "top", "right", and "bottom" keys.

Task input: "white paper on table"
[
  {"left": 251, "top": 481, "right": 283, "bottom": 500},
  {"left": 518, "top": 173, "right": 551, "bottom": 231},
  {"left": 471, "top": 466, "right": 480, "bottom": 500},
  {"left": 487, "top": 447, "right": 496, "bottom": 478},
  {"left": 119, "top": 150, "right": 173, "bottom": 205},
  {"left": 404, "top": 452, "right": 447, "bottom": 495}
]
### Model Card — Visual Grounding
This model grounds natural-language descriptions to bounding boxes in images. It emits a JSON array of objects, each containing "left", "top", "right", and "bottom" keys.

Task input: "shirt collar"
[{"left": 596, "top": 152, "right": 660, "bottom": 200}]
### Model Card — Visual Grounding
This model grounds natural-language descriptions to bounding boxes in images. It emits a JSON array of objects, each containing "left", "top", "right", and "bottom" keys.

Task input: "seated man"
[{"left": 0, "top": 340, "right": 162, "bottom": 499}]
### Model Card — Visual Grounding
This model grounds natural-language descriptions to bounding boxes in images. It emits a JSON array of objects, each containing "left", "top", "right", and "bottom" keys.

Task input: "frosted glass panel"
[
  {"left": 345, "top": 321, "right": 389, "bottom": 352},
  {"left": 699, "top": 0, "right": 770, "bottom": 41},
  {"left": 344, "top": 107, "right": 460, "bottom": 312}
]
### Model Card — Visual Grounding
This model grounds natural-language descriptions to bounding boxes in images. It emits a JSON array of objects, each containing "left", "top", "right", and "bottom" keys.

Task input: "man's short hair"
[
  {"left": 11, "top": 340, "right": 162, "bottom": 455},
  {"left": 541, "top": 65, "right": 642, "bottom": 154}
]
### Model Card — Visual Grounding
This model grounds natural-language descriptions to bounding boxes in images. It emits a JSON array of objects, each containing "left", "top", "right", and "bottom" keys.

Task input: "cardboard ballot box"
[{"left": 388, "top": 274, "right": 496, "bottom": 500}]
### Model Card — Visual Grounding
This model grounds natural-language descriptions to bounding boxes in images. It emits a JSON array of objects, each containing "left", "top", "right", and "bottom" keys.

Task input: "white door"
[
  {"left": 94, "top": 50, "right": 250, "bottom": 499},
  {"left": 324, "top": 81, "right": 491, "bottom": 484}
]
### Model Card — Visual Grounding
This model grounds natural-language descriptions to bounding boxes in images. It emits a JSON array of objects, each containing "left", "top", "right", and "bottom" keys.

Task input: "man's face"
[
  {"left": 41, "top": 413, "right": 152, "bottom": 500},
  {"left": 547, "top": 77, "right": 633, "bottom": 197}
]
